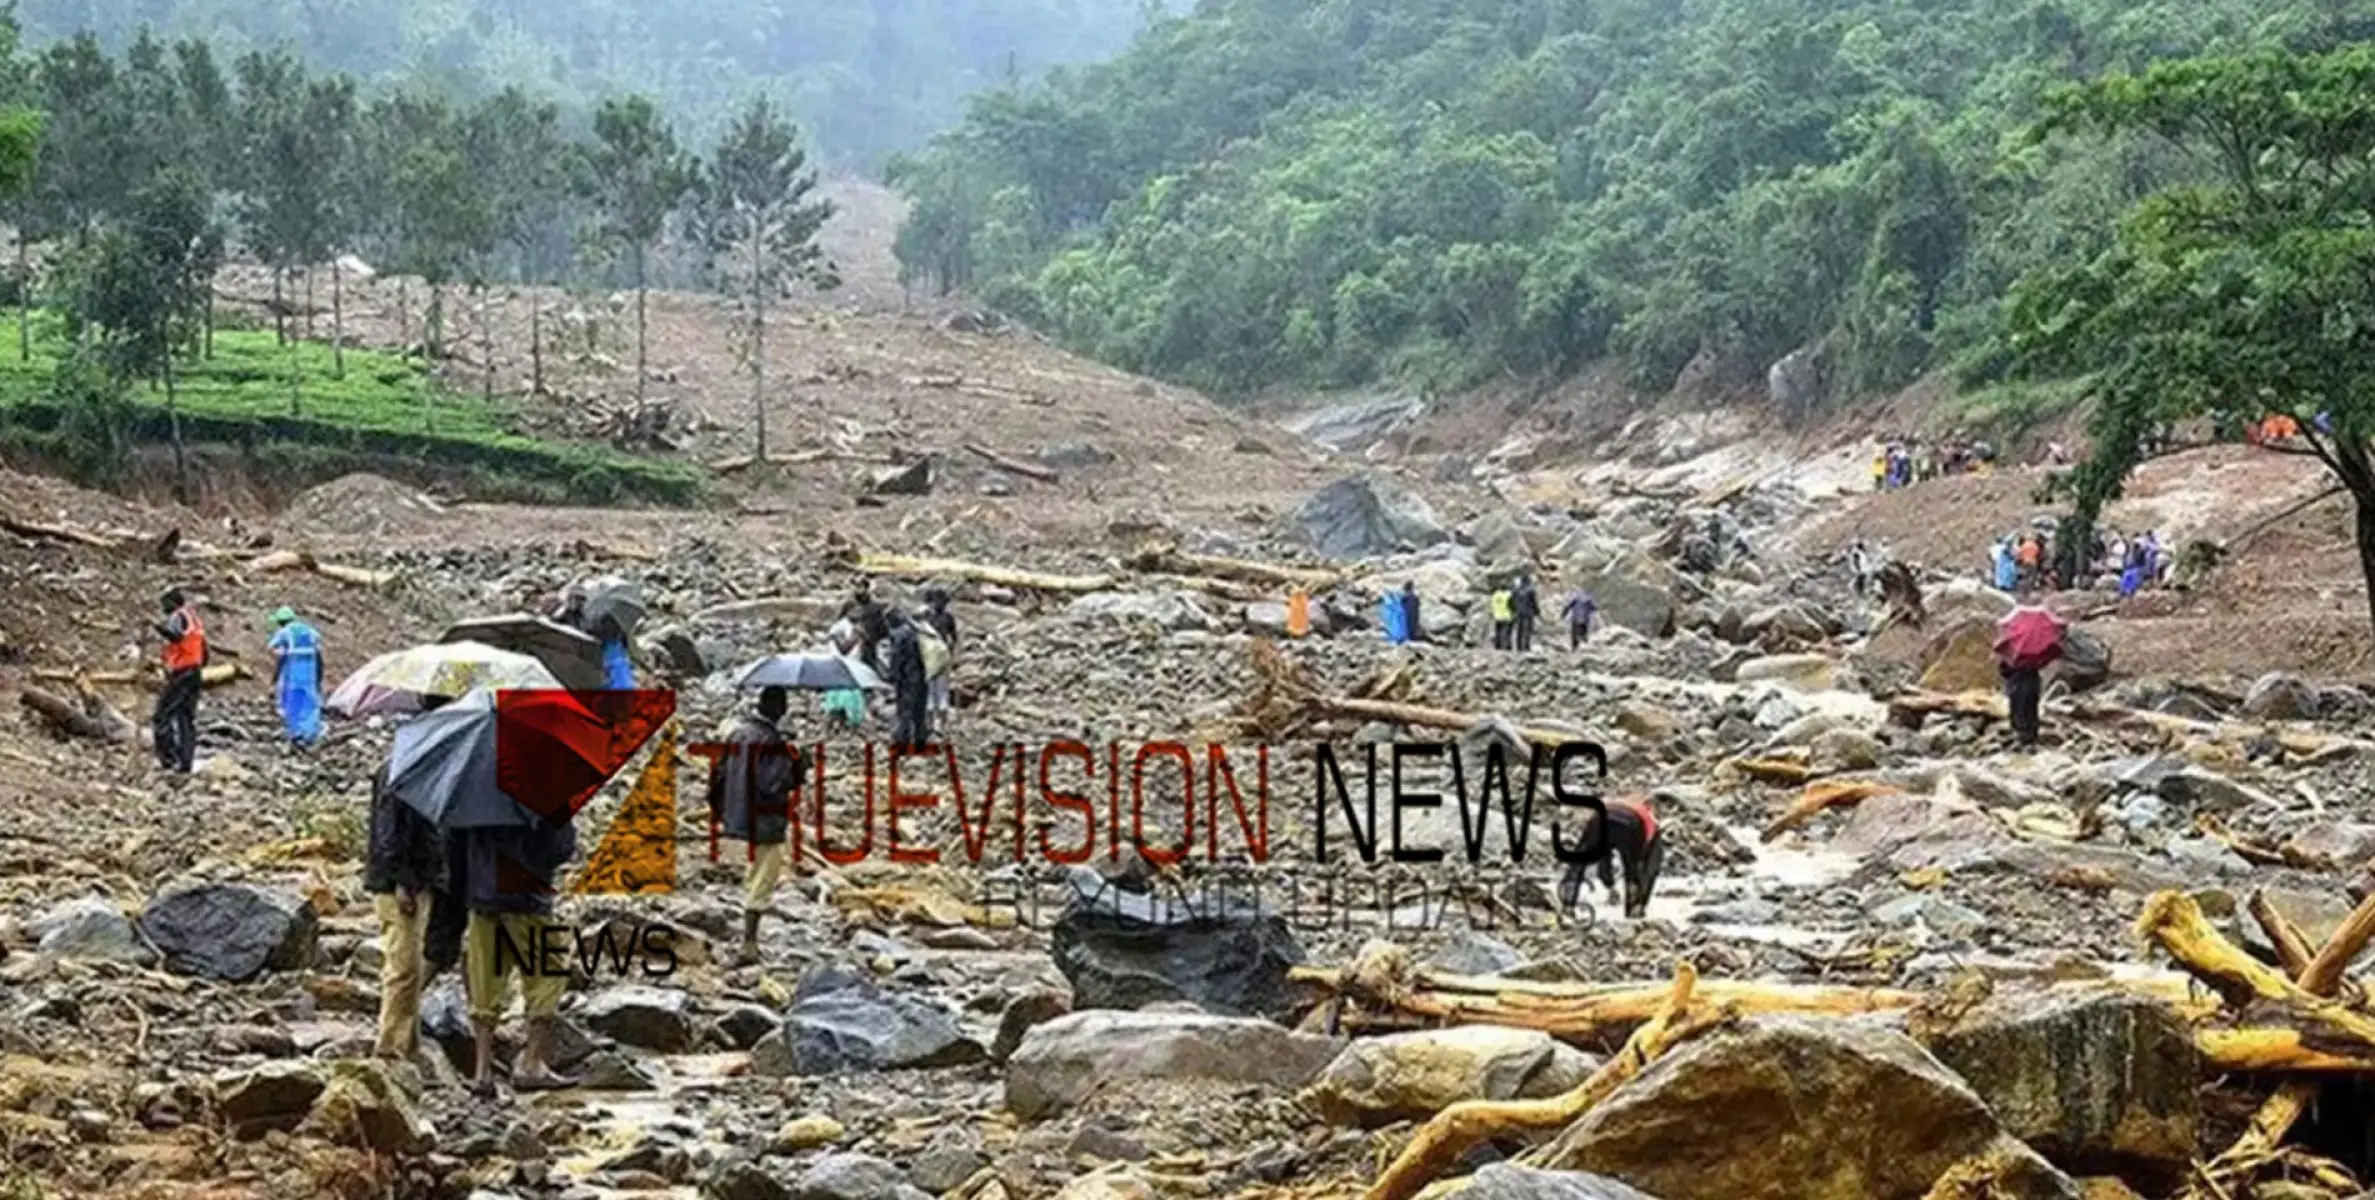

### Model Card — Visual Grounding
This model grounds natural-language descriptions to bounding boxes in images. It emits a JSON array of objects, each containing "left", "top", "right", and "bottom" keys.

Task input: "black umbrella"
[{"left": 385, "top": 688, "right": 615, "bottom": 829}]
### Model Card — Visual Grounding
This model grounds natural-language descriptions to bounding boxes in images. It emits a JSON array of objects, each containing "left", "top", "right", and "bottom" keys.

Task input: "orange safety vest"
[
  {"left": 1611, "top": 795, "right": 1659, "bottom": 844},
  {"left": 162, "top": 606, "right": 207, "bottom": 673},
  {"left": 1286, "top": 590, "right": 1311, "bottom": 638}
]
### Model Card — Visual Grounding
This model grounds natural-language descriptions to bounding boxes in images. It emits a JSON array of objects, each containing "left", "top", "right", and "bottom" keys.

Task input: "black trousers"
[
  {"left": 2002, "top": 665, "right": 2043, "bottom": 746},
  {"left": 1558, "top": 806, "right": 1664, "bottom": 919},
  {"left": 1513, "top": 615, "right": 1535, "bottom": 651},
  {"left": 892, "top": 686, "right": 931, "bottom": 751},
  {"left": 1492, "top": 621, "right": 1511, "bottom": 650},
  {"left": 1569, "top": 622, "right": 1588, "bottom": 650},
  {"left": 153, "top": 668, "right": 201, "bottom": 772}
]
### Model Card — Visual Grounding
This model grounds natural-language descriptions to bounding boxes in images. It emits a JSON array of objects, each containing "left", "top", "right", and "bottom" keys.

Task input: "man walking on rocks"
[
  {"left": 152, "top": 587, "right": 206, "bottom": 773},
  {"left": 461, "top": 814, "right": 578, "bottom": 1095},
  {"left": 886, "top": 611, "right": 931, "bottom": 751},
  {"left": 1400, "top": 581, "right": 1424, "bottom": 644},
  {"left": 365, "top": 744, "right": 445, "bottom": 1061},
  {"left": 921, "top": 585, "right": 958, "bottom": 728},
  {"left": 706, "top": 685, "right": 803, "bottom": 965},
  {"left": 267, "top": 606, "right": 325, "bottom": 745},
  {"left": 843, "top": 582, "right": 890, "bottom": 675},
  {"left": 1511, "top": 575, "right": 1540, "bottom": 652},
  {"left": 1994, "top": 594, "right": 2067, "bottom": 750},
  {"left": 1563, "top": 589, "right": 1596, "bottom": 650}
]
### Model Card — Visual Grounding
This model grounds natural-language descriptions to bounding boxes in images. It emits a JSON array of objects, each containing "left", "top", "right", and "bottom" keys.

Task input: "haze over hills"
[{"left": 10, "top": 0, "right": 1182, "bottom": 164}]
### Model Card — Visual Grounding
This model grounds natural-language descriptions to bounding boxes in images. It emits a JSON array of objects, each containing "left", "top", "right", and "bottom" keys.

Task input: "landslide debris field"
[{"left": 9, "top": 209, "right": 2375, "bottom": 1200}]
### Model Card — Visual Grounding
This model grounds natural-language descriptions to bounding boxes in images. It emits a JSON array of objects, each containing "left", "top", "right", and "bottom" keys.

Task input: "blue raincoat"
[
  {"left": 1991, "top": 542, "right": 2017, "bottom": 592},
  {"left": 602, "top": 637, "right": 634, "bottom": 689},
  {"left": 1380, "top": 593, "right": 1408, "bottom": 644},
  {"left": 267, "top": 620, "right": 324, "bottom": 743}
]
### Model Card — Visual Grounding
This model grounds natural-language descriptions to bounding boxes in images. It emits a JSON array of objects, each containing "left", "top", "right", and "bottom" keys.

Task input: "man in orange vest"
[{"left": 153, "top": 587, "right": 207, "bottom": 773}]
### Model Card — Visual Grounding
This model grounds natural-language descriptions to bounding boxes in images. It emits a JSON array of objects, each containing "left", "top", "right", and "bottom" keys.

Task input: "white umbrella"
[{"left": 327, "top": 641, "right": 564, "bottom": 719}]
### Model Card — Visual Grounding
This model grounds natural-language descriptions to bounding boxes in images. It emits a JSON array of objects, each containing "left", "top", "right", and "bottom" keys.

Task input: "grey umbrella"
[
  {"left": 384, "top": 690, "right": 535, "bottom": 830},
  {"left": 731, "top": 651, "right": 886, "bottom": 692},
  {"left": 582, "top": 576, "right": 648, "bottom": 639}
]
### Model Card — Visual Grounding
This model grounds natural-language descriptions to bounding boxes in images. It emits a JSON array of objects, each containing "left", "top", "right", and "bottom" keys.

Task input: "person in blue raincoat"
[
  {"left": 595, "top": 611, "right": 633, "bottom": 689},
  {"left": 1380, "top": 590, "right": 1407, "bottom": 644},
  {"left": 266, "top": 606, "right": 324, "bottom": 743}
]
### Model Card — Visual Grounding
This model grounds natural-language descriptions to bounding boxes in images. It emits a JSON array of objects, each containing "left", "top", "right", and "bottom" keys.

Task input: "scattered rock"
[
  {"left": 1452, "top": 1165, "right": 1665, "bottom": 1200},
  {"left": 909, "top": 1144, "right": 990, "bottom": 1194},
  {"left": 2282, "top": 822, "right": 2375, "bottom": 868},
  {"left": 578, "top": 986, "right": 697, "bottom": 1054},
  {"left": 2049, "top": 628, "right": 2112, "bottom": 692},
  {"left": 1424, "top": 931, "right": 1524, "bottom": 977},
  {"left": 1576, "top": 569, "right": 1675, "bottom": 639},
  {"left": 793, "top": 1152, "right": 927, "bottom": 1200},
  {"left": 297, "top": 1060, "right": 430, "bottom": 1156},
  {"left": 1303, "top": 1026, "right": 1598, "bottom": 1127},
  {"left": 772, "top": 1115, "right": 847, "bottom": 1154},
  {"left": 1732, "top": 654, "right": 1834, "bottom": 689},
  {"left": 991, "top": 988, "right": 1072, "bottom": 1063},
  {"left": 139, "top": 881, "right": 318, "bottom": 982},
  {"left": 1052, "top": 883, "right": 1306, "bottom": 1019},
  {"left": 771, "top": 978, "right": 985, "bottom": 1076},
  {"left": 31, "top": 896, "right": 152, "bottom": 965},
  {"left": 2242, "top": 672, "right": 2322, "bottom": 721},
  {"left": 867, "top": 460, "right": 933, "bottom": 496},
  {"left": 214, "top": 1061, "right": 328, "bottom": 1134},
  {"left": 1919, "top": 620, "right": 1999, "bottom": 694},
  {"left": 1065, "top": 591, "right": 1213, "bottom": 632},
  {"left": 1037, "top": 442, "right": 1116, "bottom": 470},
  {"left": 1006, "top": 1010, "right": 1342, "bottom": 1120}
]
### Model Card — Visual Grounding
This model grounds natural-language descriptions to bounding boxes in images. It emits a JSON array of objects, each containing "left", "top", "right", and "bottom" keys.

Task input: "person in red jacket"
[{"left": 1557, "top": 795, "right": 1665, "bottom": 920}]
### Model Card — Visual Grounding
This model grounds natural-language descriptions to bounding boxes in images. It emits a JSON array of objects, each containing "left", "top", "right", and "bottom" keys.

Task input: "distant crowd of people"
[
  {"left": 1872, "top": 434, "right": 1998, "bottom": 491},
  {"left": 1988, "top": 522, "right": 2172, "bottom": 598}
]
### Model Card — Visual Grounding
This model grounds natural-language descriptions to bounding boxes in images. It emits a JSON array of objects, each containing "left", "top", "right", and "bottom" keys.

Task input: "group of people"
[
  {"left": 148, "top": 587, "right": 326, "bottom": 774},
  {"left": 547, "top": 585, "right": 636, "bottom": 691},
  {"left": 1872, "top": 435, "right": 1997, "bottom": 492},
  {"left": 1482, "top": 575, "right": 1599, "bottom": 651},
  {"left": 1988, "top": 525, "right": 2171, "bottom": 598},
  {"left": 830, "top": 580, "right": 956, "bottom": 751}
]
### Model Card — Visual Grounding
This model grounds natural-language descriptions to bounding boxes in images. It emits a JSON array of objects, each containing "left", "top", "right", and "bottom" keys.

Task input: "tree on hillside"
[
  {"left": 374, "top": 90, "right": 494, "bottom": 382},
  {"left": 465, "top": 86, "right": 568, "bottom": 399},
  {"left": 692, "top": 95, "right": 838, "bottom": 462},
  {"left": 2004, "top": 45, "right": 2375, "bottom": 639},
  {"left": 582, "top": 94, "right": 695, "bottom": 416},
  {"left": 60, "top": 167, "right": 223, "bottom": 501}
]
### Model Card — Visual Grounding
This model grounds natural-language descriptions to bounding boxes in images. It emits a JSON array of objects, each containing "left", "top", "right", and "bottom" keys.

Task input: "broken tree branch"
[
  {"left": 1364, "top": 962, "right": 1715, "bottom": 1200},
  {"left": 1762, "top": 779, "right": 1901, "bottom": 842},
  {"left": 0, "top": 515, "right": 122, "bottom": 549},
  {"left": 18, "top": 683, "right": 134, "bottom": 742},
  {"left": 1127, "top": 540, "right": 1342, "bottom": 590}
]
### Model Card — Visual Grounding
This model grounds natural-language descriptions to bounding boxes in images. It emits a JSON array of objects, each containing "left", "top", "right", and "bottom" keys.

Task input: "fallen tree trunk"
[
  {"left": 246, "top": 549, "right": 315, "bottom": 573},
  {"left": 1305, "top": 694, "right": 1589, "bottom": 749},
  {"left": 19, "top": 684, "right": 134, "bottom": 742},
  {"left": 1290, "top": 961, "right": 1917, "bottom": 1047},
  {"left": 1727, "top": 756, "right": 1817, "bottom": 785},
  {"left": 34, "top": 662, "right": 245, "bottom": 689},
  {"left": 964, "top": 442, "right": 1058, "bottom": 483},
  {"left": 710, "top": 447, "right": 892, "bottom": 474},
  {"left": 851, "top": 553, "right": 1116, "bottom": 594},
  {"left": 0, "top": 515, "right": 122, "bottom": 549},
  {"left": 312, "top": 563, "right": 395, "bottom": 588}
]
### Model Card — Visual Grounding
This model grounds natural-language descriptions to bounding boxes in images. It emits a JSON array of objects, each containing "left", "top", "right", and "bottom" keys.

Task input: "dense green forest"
[
  {"left": 892, "top": 0, "right": 2375, "bottom": 403},
  {"left": 12, "top": 0, "right": 1175, "bottom": 166}
]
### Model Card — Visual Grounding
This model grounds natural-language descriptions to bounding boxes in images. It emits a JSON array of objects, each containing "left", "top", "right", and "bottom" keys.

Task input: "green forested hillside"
[
  {"left": 893, "top": 0, "right": 2375, "bottom": 400},
  {"left": 12, "top": 0, "right": 1174, "bottom": 165}
]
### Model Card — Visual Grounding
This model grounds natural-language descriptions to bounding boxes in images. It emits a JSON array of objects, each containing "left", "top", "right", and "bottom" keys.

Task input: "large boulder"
[
  {"left": 1920, "top": 620, "right": 1999, "bottom": 694},
  {"left": 214, "top": 1061, "right": 328, "bottom": 1133},
  {"left": 578, "top": 986, "right": 697, "bottom": 1054},
  {"left": 1919, "top": 986, "right": 2198, "bottom": 1186},
  {"left": 1052, "top": 883, "right": 1305, "bottom": 1019},
  {"left": 139, "top": 881, "right": 317, "bottom": 982},
  {"left": 32, "top": 896, "right": 153, "bottom": 965},
  {"left": 1006, "top": 1010, "right": 1342, "bottom": 1120},
  {"left": 1930, "top": 579, "right": 2015, "bottom": 625},
  {"left": 2242, "top": 672, "right": 2322, "bottom": 721},
  {"left": 1296, "top": 475, "right": 1450, "bottom": 562},
  {"left": 1546, "top": 1016, "right": 2077, "bottom": 1200},
  {"left": 792, "top": 1153, "right": 929, "bottom": 1200},
  {"left": 1285, "top": 395, "right": 1425, "bottom": 453},
  {"left": 1767, "top": 345, "right": 1826, "bottom": 423},
  {"left": 1065, "top": 591, "right": 1212, "bottom": 632},
  {"left": 1465, "top": 510, "right": 1533, "bottom": 574},
  {"left": 1831, "top": 792, "right": 2015, "bottom": 872},
  {"left": 2049, "top": 628, "right": 2112, "bottom": 691},
  {"left": 1577, "top": 569, "right": 1676, "bottom": 639},
  {"left": 761, "top": 975, "right": 984, "bottom": 1077},
  {"left": 1303, "top": 1026, "right": 1598, "bottom": 1126}
]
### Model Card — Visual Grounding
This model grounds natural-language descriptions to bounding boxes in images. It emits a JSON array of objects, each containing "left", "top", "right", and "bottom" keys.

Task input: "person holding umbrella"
[
  {"left": 706, "top": 685, "right": 804, "bottom": 965},
  {"left": 1994, "top": 592, "right": 2069, "bottom": 749}
]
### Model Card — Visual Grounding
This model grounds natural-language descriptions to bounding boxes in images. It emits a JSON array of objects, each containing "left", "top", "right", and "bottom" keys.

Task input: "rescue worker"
[
  {"left": 1489, "top": 585, "right": 1515, "bottom": 650},
  {"left": 921, "top": 586, "right": 958, "bottom": 727},
  {"left": 267, "top": 606, "right": 324, "bottom": 744},
  {"left": 1563, "top": 589, "right": 1597, "bottom": 651},
  {"left": 885, "top": 610, "right": 930, "bottom": 751},
  {"left": 153, "top": 587, "right": 206, "bottom": 773},
  {"left": 1511, "top": 575, "right": 1540, "bottom": 652},
  {"left": 364, "top": 705, "right": 446, "bottom": 1061},
  {"left": 462, "top": 812, "right": 577, "bottom": 1095},
  {"left": 1557, "top": 794, "right": 1665, "bottom": 920},
  {"left": 705, "top": 685, "right": 802, "bottom": 965}
]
